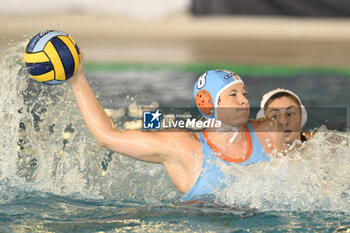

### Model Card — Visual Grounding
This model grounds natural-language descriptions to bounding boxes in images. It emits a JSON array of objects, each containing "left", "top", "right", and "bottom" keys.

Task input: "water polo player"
[
  {"left": 68, "top": 52, "right": 284, "bottom": 201},
  {"left": 257, "top": 88, "right": 313, "bottom": 146}
]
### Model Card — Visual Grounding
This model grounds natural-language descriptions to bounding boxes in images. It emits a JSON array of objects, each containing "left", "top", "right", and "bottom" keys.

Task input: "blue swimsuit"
[{"left": 183, "top": 122, "right": 269, "bottom": 201}]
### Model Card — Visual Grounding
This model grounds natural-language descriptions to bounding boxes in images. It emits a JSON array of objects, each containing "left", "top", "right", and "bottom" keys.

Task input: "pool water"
[{"left": 0, "top": 42, "right": 349, "bottom": 232}]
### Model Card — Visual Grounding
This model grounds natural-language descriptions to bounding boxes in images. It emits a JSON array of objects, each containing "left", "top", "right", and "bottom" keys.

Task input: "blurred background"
[
  {"left": 1, "top": 0, "right": 349, "bottom": 130},
  {"left": 1, "top": 3, "right": 350, "bottom": 231},
  {"left": 1, "top": 0, "right": 350, "bottom": 66}
]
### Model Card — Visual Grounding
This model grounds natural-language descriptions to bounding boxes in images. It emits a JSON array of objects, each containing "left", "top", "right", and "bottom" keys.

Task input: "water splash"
[
  {"left": 0, "top": 42, "right": 27, "bottom": 181},
  {"left": 0, "top": 43, "right": 177, "bottom": 204},
  {"left": 1, "top": 42, "right": 349, "bottom": 212},
  {"left": 217, "top": 126, "right": 350, "bottom": 212}
]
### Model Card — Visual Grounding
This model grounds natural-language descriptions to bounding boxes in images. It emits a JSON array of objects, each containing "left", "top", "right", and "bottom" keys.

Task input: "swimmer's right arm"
[{"left": 68, "top": 53, "right": 180, "bottom": 164}]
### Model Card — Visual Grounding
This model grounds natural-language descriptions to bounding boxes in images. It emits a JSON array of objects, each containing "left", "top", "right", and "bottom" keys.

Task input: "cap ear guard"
[
  {"left": 195, "top": 89, "right": 214, "bottom": 116},
  {"left": 300, "top": 106, "right": 307, "bottom": 128},
  {"left": 193, "top": 70, "right": 244, "bottom": 119}
]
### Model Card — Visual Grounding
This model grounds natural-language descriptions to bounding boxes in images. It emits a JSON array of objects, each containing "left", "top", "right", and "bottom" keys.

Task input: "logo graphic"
[
  {"left": 143, "top": 110, "right": 162, "bottom": 129},
  {"left": 223, "top": 71, "right": 240, "bottom": 80}
]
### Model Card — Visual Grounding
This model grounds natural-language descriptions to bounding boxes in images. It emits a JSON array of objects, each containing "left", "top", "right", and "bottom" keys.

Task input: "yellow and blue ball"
[{"left": 24, "top": 30, "right": 80, "bottom": 85}]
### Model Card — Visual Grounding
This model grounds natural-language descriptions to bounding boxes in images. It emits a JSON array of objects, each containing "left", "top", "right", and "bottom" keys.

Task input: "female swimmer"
[
  {"left": 68, "top": 52, "right": 284, "bottom": 201},
  {"left": 257, "top": 88, "right": 313, "bottom": 147}
]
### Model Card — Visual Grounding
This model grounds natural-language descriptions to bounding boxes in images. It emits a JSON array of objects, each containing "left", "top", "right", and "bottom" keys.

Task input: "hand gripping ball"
[{"left": 24, "top": 30, "right": 80, "bottom": 85}]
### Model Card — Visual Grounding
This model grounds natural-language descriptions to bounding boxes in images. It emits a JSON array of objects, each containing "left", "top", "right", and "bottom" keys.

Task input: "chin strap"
[{"left": 215, "top": 124, "right": 238, "bottom": 143}]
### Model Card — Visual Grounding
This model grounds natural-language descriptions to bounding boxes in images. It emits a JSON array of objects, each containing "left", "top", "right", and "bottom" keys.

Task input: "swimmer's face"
[
  {"left": 216, "top": 83, "right": 250, "bottom": 126},
  {"left": 265, "top": 96, "right": 302, "bottom": 143}
]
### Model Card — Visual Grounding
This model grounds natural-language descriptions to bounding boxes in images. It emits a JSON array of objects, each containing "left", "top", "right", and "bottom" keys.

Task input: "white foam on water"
[
  {"left": 0, "top": 42, "right": 27, "bottom": 180},
  {"left": 0, "top": 42, "right": 177, "bottom": 204},
  {"left": 216, "top": 126, "right": 350, "bottom": 212}
]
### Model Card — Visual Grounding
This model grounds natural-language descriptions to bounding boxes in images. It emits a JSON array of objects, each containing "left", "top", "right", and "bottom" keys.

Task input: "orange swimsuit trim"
[{"left": 202, "top": 124, "right": 253, "bottom": 164}]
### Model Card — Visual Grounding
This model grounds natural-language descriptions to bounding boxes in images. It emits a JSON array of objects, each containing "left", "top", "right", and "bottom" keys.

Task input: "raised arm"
[{"left": 68, "top": 53, "right": 178, "bottom": 164}]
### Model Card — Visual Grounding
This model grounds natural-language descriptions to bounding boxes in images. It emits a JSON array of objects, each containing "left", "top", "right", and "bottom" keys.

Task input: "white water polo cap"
[
  {"left": 193, "top": 70, "right": 244, "bottom": 119},
  {"left": 256, "top": 88, "right": 307, "bottom": 128}
]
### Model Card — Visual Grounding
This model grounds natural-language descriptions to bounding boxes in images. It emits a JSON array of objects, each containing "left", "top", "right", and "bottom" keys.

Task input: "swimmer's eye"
[
  {"left": 269, "top": 113, "right": 279, "bottom": 119},
  {"left": 229, "top": 92, "right": 246, "bottom": 96}
]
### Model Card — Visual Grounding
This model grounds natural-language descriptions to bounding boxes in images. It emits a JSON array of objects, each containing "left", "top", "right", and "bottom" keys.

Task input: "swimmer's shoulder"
[
  {"left": 158, "top": 129, "right": 201, "bottom": 150},
  {"left": 159, "top": 129, "right": 203, "bottom": 168},
  {"left": 159, "top": 129, "right": 200, "bottom": 139}
]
